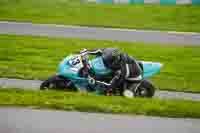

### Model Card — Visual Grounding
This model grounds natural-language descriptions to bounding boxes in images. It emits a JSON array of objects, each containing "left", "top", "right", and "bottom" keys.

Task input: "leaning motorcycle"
[{"left": 40, "top": 50, "right": 163, "bottom": 98}]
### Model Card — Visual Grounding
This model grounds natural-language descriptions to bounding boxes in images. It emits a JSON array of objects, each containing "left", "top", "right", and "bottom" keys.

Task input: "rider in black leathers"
[{"left": 85, "top": 48, "right": 143, "bottom": 91}]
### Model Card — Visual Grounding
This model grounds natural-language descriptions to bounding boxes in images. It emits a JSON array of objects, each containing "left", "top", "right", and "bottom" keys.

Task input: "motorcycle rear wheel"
[{"left": 129, "top": 80, "right": 155, "bottom": 98}]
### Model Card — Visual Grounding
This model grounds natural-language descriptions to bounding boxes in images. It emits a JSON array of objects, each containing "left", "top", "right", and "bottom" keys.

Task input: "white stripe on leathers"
[
  {"left": 126, "top": 75, "right": 142, "bottom": 81},
  {"left": 125, "top": 64, "right": 130, "bottom": 78},
  {"left": 125, "top": 64, "right": 142, "bottom": 81}
]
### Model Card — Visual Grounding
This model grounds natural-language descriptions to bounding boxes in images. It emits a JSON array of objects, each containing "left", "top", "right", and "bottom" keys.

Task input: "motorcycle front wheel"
[{"left": 40, "top": 75, "right": 75, "bottom": 91}]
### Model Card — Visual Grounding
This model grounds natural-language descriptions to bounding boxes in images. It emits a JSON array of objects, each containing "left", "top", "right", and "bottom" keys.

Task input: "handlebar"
[{"left": 95, "top": 80, "right": 111, "bottom": 87}]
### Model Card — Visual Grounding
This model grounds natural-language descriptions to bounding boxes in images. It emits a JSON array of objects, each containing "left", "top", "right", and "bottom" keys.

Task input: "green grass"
[
  {"left": 0, "top": 35, "right": 200, "bottom": 92},
  {"left": 0, "top": 88, "right": 200, "bottom": 118},
  {"left": 0, "top": 0, "right": 200, "bottom": 32}
]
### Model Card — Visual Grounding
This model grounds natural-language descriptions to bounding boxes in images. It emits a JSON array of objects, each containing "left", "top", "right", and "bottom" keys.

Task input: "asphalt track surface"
[
  {"left": 1, "top": 78, "right": 200, "bottom": 101},
  {"left": 0, "top": 21, "right": 200, "bottom": 45},
  {"left": 0, "top": 107, "right": 200, "bottom": 133}
]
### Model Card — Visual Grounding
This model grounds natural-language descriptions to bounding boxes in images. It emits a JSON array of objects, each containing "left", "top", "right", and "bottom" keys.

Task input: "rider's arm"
[{"left": 109, "top": 62, "right": 126, "bottom": 89}]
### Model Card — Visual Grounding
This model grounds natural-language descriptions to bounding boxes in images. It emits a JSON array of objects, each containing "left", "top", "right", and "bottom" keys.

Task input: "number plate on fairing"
[{"left": 68, "top": 55, "right": 83, "bottom": 70}]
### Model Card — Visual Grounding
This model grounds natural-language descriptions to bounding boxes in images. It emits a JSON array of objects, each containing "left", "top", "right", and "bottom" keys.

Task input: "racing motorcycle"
[{"left": 40, "top": 50, "right": 163, "bottom": 98}]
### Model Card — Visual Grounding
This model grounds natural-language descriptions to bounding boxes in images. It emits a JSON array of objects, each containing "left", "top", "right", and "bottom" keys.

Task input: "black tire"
[
  {"left": 134, "top": 80, "right": 155, "bottom": 98},
  {"left": 40, "top": 75, "right": 75, "bottom": 91}
]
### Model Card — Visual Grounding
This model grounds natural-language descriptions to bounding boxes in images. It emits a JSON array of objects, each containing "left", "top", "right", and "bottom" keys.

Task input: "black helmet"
[{"left": 102, "top": 48, "right": 122, "bottom": 69}]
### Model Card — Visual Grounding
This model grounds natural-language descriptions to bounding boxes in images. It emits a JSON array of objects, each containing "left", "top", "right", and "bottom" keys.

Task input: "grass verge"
[
  {"left": 0, "top": 0, "right": 200, "bottom": 32},
  {"left": 0, "top": 35, "right": 200, "bottom": 92},
  {"left": 0, "top": 89, "right": 200, "bottom": 118}
]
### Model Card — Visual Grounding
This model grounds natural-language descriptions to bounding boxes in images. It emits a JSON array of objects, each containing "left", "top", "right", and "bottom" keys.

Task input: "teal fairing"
[{"left": 142, "top": 61, "right": 163, "bottom": 78}]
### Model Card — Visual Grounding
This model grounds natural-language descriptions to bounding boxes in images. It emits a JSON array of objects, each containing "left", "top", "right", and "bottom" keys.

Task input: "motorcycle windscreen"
[
  {"left": 141, "top": 61, "right": 163, "bottom": 78},
  {"left": 90, "top": 57, "right": 112, "bottom": 76}
]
